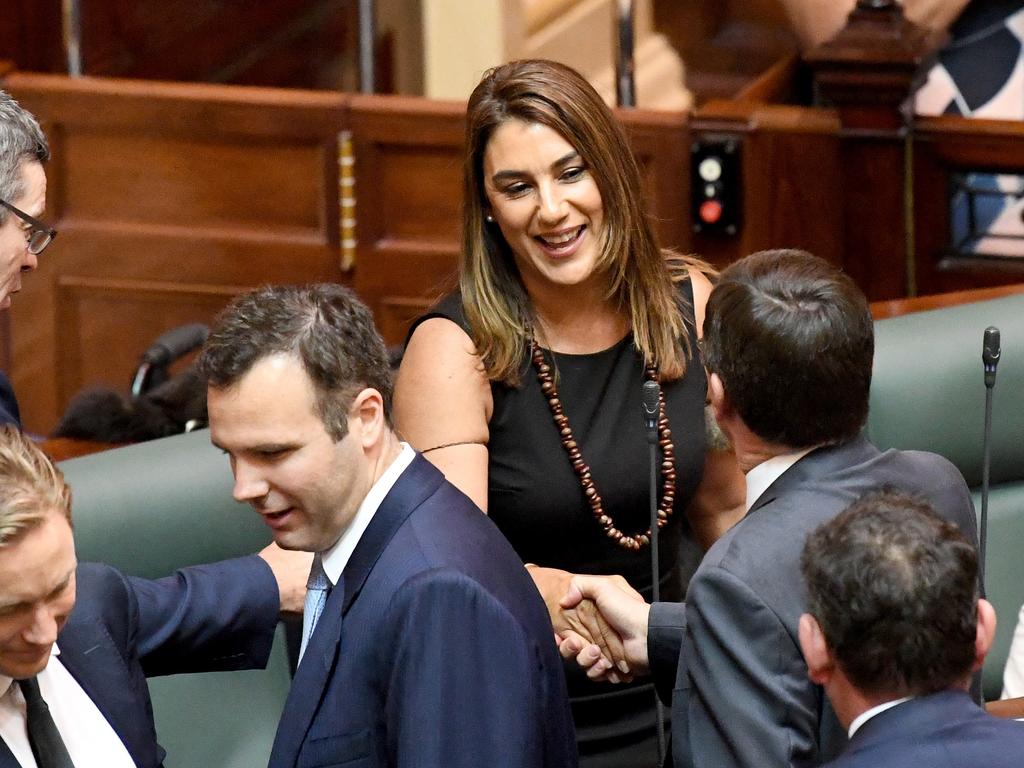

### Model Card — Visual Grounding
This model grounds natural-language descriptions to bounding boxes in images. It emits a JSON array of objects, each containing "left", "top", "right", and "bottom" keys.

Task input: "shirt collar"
[
  {"left": 319, "top": 443, "right": 415, "bottom": 585},
  {"left": 744, "top": 446, "right": 817, "bottom": 511},
  {"left": 848, "top": 696, "right": 913, "bottom": 738}
]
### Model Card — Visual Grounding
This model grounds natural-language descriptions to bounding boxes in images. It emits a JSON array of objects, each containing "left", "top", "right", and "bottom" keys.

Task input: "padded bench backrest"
[
  {"left": 869, "top": 294, "right": 1024, "bottom": 700},
  {"left": 59, "top": 429, "right": 291, "bottom": 767}
]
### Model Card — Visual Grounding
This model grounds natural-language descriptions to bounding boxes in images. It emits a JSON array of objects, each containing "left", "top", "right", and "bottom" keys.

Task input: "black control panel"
[{"left": 691, "top": 138, "right": 741, "bottom": 236}]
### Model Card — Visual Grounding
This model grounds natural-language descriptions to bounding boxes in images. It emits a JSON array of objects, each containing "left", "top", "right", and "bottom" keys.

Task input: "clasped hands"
[{"left": 528, "top": 565, "right": 653, "bottom": 684}]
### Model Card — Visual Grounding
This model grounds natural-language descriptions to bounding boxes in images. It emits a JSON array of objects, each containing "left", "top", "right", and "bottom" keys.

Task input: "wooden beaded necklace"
[{"left": 529, "top": 338, "right": 677, "bottom": 550}]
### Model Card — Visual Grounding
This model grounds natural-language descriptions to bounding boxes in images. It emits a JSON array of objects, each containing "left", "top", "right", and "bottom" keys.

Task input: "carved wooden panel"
[
  {"left": 348, "top": 95, "right": 466, "bottom": 332},
  {"left": 690, "top": 103, "right": 843, "bottom": 274},
  {"left": 55, "top": 278, "right": 244, "bottom": 407},
  {"left": 0, "top": 0, "right": 359, "bottom": 90},
  {"left": 619, "top": 109, "right": 691, "bottom": 252},
  {"left": 3, "top": 73, "right": 348, "bottom": 432}
]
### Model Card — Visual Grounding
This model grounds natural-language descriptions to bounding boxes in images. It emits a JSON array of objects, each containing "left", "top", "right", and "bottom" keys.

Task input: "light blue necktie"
[{"left": 299, "top": 554, "right": 331, "bottom": 662}]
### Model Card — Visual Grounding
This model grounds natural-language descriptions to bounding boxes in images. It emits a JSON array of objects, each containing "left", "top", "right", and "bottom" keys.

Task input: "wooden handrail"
[{"left": 870, "top": 284, "right": 1024, "bottom": 320}]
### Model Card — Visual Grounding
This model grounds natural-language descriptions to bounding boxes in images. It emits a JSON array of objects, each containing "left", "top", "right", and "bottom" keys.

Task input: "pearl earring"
[{"left": 485, "top": 213, "right": 495, "bottom": 223}]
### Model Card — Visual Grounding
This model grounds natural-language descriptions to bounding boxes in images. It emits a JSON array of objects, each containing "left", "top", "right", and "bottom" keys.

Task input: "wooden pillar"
[{"left": 804, "top": 0, "right": 940, "bottom": 300}]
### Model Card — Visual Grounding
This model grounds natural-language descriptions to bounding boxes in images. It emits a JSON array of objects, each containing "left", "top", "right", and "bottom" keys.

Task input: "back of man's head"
[
  {"left": 197, "top": 283, "right": 393, "bottom": 441},
  {"left": 801, "top": 490, "right": 978, "bottom": 698},
  {"left": 0, "top": 91, "right": 49, "bottom": 224},
  {"left": 0, "top": 425, "right": 72, "bottom": 547},
  {"left": 703, "top": 249, "right": 873, "bottom": 449}
]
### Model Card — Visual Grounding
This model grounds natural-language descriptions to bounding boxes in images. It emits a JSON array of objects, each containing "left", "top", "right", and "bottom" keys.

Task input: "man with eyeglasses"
[{"left": 0, "top": 91, "right": 56, "bottom": 428}]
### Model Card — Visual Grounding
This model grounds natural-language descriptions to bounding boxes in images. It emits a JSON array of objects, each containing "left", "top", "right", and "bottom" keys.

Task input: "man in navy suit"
[
  {"left": 0, "top": 91, "right": 57, "bottom": 428},
  {"left": 799, "top": 489, "right": 1024, "bottom": 767},
  {"left": 0, "top": 425, "right": 302, "bottom": 768},
  {"left": 200, "top": 283, "right": 576, "bottom": 768}
]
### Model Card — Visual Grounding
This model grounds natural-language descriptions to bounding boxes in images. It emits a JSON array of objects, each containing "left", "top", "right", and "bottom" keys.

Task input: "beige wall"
[
  {"left": 402, "top": 0, "right": 688, "bottom": 109},
  {"left": 421, "top": 0, "right": 506, "bottom": 101}
]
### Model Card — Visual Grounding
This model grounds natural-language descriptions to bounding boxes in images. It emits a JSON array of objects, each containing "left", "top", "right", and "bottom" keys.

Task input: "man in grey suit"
[
  {"left": 558, "top": 249, "right": 979, "bottom": 767},
  {"left": 799, "top": 489, "right": 1024, "bottom": 768}
]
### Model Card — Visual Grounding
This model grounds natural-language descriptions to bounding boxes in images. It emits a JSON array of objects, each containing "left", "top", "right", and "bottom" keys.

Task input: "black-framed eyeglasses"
[{"left": 0, "top": 198, "right": 57, "bottom": 255}]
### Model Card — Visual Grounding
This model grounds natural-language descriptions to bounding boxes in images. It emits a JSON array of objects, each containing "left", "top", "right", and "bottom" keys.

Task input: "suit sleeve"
[
  {"left": 676, "top": 565, "right": 824, "bottom": 768},
  {"left": 126, "top": 555, "right": 280, "bottom": 677},
  {"left": 381, "top": 570, "right": 550, "bottom": 768},
  {"left": 648, "top": 601, "right": 686, "bottom": 705}
]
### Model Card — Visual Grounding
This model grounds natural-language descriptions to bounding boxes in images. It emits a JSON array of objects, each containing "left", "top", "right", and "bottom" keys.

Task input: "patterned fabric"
[
  {"left": 915, "top": 2, "right": 1024, "bottom": 257},
  {"left": 917, "top": 5, "right": 1024, "bottom": 119}
]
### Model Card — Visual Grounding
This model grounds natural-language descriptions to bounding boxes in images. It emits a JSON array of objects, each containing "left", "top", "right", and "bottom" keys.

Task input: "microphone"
[
  {"left": 642, "top": 377, "right": 667, "bottom": 763},
  {"left": 980, "top": 326, "right": 1000, "bottom": 588},
  {"left": 131, "top": 323, "right": 209, "bottom": 397},
  {"left": 141, "top": 323, "right": 210, "bottom": 367},
  {"left": 983, "top": 327, "right": 1001, "bottom": 389},
  {"left": 641, "top": 380, "right": 660, "bottom": 443}
]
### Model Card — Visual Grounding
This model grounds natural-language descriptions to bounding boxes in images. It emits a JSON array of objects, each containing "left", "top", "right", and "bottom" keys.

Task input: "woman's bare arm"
[{"left": 393, "top": 317, "right": 492, "bottom": 510}]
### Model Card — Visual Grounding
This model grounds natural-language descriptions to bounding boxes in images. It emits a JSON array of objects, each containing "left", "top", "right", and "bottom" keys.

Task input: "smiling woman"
[{"left": 394, "top": 59, "right": 745, "bottom": 767}]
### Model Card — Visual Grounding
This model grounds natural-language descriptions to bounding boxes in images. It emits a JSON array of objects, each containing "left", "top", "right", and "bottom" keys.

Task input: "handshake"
[{"left": 532, "top": 566, "right": 655, "bottom": 684}]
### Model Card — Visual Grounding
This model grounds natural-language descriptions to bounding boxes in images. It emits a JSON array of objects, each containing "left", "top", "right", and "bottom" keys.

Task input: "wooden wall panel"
[
  {"left": 55, "top": 278, "right": 244, "bottom": 407},
  {"left": 348, "top": 96, "right": 466, "bottom": 332},
  {"left": 0, "top": 0, "right": 359, "bottom": 90},
  {"left": 691, "top": 103, "right": 843, "bottom": 273},
  {"left": 619, "top": 109, "right": 691, "bottom": 252},
  {"left": 3, "top": 73, "right": 348, "bottom": 433}
]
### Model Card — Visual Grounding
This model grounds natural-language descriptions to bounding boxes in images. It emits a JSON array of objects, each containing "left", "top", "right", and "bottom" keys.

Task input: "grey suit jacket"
[{"left": 647, "top": 436, "right": 978, "bottom": 768}]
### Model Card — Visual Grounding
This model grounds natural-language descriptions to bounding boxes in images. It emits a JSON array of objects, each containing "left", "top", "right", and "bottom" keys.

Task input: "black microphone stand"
[
  {"left": 642, "top": 380, "right": 666, "bottom": 765},
  {"left": 980, "top": 326, "right": 1001, "bottom": 580}
]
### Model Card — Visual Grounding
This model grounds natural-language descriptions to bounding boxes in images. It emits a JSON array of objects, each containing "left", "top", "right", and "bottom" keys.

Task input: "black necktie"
[{"left": 17, "top": 677, "right": 75, "bottom": 768}]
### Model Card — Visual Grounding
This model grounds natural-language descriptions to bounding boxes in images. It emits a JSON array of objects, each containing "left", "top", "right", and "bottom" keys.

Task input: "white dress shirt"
[
  {"left": 848, "top": 697, "right": 912, "bottom": 738},
  {"left": 320, "top": 443, "right": 416, "bottom": 589},
  {"left": 744, "top": 446, "right": 818, "bottom": 511},
  {"left": 0, "top": 646, "right": 137, "bottom": 768}
]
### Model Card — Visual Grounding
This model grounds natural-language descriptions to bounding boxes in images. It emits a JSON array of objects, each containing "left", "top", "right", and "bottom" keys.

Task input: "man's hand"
[
  {"left": 558, "top": 574, "right": 652, "bottom": 680},
  {"left": 258, "top": 542, "right": 313, "bottom": 616},
  {"left": 527, "top": 565, "right": 629, "bottom": 670}
]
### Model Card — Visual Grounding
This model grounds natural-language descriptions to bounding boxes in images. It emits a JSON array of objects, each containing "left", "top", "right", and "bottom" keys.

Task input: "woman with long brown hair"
[{"left": 395, "top": 59, "right": 743, "bottom": 766}]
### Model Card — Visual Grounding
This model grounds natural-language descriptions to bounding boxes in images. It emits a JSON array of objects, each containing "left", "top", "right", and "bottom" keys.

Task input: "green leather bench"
[
  {"left": 868, "top": 293, "right": 1024, "bottom": 701},
  {"left": 58, "top": 429, "right": 292, "bottom": 768}
]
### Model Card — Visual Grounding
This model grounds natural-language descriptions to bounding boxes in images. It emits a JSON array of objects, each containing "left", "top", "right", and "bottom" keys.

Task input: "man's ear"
[
  {"left": 348, "top": 387, "right": 386, "bottom": 448},
  {"left": 798, "top": 613, "right": 835, "bottom": 686},
  {"left": 973, "top": 598, "right": 997, "bottom": 672},
  {"left": 708, "top": 372, "right": 731, "bottom": 422}
]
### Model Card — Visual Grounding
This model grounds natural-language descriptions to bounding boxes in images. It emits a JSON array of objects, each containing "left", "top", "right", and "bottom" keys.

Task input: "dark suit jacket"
[
  {"left": 824, "top": 690, "right": 1024, "bottom": 767},
  {"left": 0, "top": 557, "right": 279, "bottom": 768},
  {"left": 0, "top": 371, "right": 20, "bottom": 427},
  {"left": 647, "top": 436, "right": 978, "bottom": 768},
  {"left": 267, "top": 453, "right": 576, "bottom": 768}
]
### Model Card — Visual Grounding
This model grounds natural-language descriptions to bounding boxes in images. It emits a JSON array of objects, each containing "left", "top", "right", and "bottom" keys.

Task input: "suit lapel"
[
  {"left": 54, "top": 619, "right": 155, "bottom": 767},
  {"left": 268, "top": 453, "right": 444, "bottom": 766},
  {"left": 340, "top": 454, "right": 443, "bottom": 615}
]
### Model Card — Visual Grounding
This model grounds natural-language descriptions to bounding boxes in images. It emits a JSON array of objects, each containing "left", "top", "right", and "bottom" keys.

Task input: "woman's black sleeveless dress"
[{"left": 410, "top": 283, "right": 707, "bottom": 768}]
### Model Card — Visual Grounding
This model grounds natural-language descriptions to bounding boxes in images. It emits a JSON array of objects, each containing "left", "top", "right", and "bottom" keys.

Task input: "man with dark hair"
[
  {"left": 0, "top": 91, "right": 56, "bottom": 426},
  {"left": 199, "top": 283, "right": 576, "bottom": 768},
  {"left": 799, "top": 489, "right": 1024, "bottom": 767},
  {"left": 558, "top": 250, "right": 978, "bottom": 767}
]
